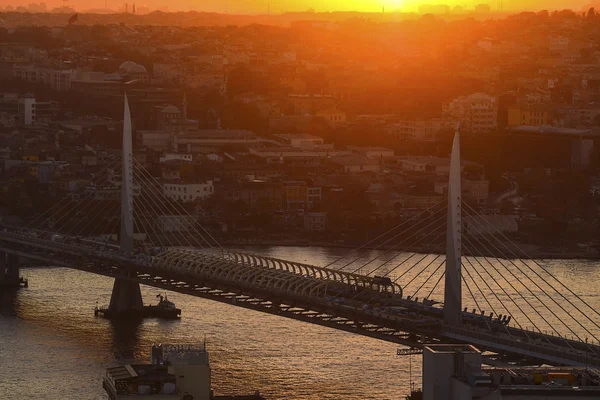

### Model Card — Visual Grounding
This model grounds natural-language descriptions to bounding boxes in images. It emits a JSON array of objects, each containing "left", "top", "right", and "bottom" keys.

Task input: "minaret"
[
  {"left": 133, "top": 3, "right": 136, "bottom": 14},
  {"left": 120, "top": 94, "right": 134, "bottom": 253},
  {"left": 444, "top": 123, "right": 462, "bottom": 326}
]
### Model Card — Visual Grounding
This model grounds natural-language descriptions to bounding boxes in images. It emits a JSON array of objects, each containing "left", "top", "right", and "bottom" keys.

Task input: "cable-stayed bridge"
[{"left": 1, "top": 97, "right": 600, "bottom": 368}]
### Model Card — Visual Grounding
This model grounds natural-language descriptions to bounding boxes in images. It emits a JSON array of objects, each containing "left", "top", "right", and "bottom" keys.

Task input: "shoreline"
[{"left": 223, "top": 239, "right": 600, "bottom": 261}]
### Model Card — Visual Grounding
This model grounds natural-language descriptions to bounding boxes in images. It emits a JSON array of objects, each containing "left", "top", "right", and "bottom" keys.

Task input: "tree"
[
  {"left": 222, "top": 101, "right": 266, "bottom": 132},
  {"left": 588, "top": 7, "right": 596, "bottom": 21}
]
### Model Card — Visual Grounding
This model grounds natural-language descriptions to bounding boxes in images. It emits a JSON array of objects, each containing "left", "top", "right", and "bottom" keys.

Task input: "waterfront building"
[
  {"left": 304, "top": 212, "right": 327, "bottom": 231},
  {"left": 163, "top": 181, "right": 214, "bottom": 203},
  {"left": 421, "top": 344, "right": 600, "bottom": 400},
  {"left": 103, "top": 344, "right": 265, "bottom": 400}
]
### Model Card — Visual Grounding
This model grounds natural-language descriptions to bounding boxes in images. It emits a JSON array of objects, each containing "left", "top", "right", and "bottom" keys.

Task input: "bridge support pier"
[
  {"left": 108, "top": 277, "right": 144, "bottom": 313},
  {"left": 0, "top": 252, "right": 27, "bottom": 289}
]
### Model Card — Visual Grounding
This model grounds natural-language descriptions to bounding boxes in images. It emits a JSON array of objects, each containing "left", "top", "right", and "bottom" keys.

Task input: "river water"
[{"left": 1, "top": 246, "right": 599, "bottom": 400}]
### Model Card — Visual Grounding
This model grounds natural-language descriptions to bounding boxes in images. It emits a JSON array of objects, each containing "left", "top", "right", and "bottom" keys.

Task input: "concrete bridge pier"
[
  {"left": 108, "top": 277, "right": 144, "bottom": 313},
  {"left": 0, "top": 252, "right": 27, "bottom": 289}
]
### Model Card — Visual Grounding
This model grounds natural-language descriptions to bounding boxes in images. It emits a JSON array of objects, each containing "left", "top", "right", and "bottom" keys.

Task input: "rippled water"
[{"left": 1, "top": 246, "right": 599, "bottom": 400}]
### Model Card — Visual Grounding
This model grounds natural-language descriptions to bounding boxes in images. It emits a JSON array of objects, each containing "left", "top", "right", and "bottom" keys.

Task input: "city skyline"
[{"left": 0, "top": 0, "right": 596, "bottom": 13}]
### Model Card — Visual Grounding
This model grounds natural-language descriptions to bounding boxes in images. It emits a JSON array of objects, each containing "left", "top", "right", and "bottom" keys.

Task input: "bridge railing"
[
  {"left": 227, "top": 251, "right": 404, "bottom": 297},
  {"left": 443, "top": 324, "right": 600, "bottom": 367}
]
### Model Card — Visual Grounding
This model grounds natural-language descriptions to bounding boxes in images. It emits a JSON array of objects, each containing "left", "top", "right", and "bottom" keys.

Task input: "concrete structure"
[
  {"left": 104, "top": 344, "right": 265, "bottom": 400},
  {"left": 443, "top": 93, "right": 498, "bottom": 134},
  {"left": 163, "top": 181, "right": 214, "bottom": 202},
  {"left": 104, "top": 344, "right": 209, "bottom": 400},
  {"left": 423, "top": 344, "right": 482, "bottom": 400},
  {"left": 0, "top": 252, "right": 27, "bottom": 288},
  {"left": 421, "top": 344, "right": 600, "bottom": 400}
]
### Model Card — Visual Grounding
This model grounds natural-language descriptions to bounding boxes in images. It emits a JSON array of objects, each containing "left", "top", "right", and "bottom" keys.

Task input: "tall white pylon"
[
  {"left": 444, "top": 123, "right": 463, "bottom": 326},
  {"left": 120, "top": 94, "right": 134, "bottom": 253}
]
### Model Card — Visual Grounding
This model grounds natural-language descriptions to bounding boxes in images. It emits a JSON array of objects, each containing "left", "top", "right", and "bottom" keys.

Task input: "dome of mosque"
[
  {"left": 118, "top": 61, "right": 137, "bottom": 73},
  {"left": 127, "top": 64, "right": 148, "bottom": 75}
]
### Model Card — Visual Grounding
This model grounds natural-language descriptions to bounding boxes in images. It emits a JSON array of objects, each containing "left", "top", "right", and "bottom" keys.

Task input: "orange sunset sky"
[{"left": 1, "top": 0, "right": 595, "bottom": 13}]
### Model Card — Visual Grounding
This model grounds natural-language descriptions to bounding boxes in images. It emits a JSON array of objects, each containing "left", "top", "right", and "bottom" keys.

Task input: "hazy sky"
[{"left": 2, "top": 0, "right": 593, "bottom": 13}]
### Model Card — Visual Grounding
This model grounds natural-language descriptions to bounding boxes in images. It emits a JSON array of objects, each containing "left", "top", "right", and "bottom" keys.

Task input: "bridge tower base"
[
  {"left": 0, "top": 252, "right": 28, "bottom": 289},
  {"left": 108, "top": 277, "right": 144, "bottom": 314}
]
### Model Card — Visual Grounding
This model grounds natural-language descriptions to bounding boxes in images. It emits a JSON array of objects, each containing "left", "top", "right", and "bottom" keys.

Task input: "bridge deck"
[{"left": 1, "top": 228, "right": 599, "bottom": 368}]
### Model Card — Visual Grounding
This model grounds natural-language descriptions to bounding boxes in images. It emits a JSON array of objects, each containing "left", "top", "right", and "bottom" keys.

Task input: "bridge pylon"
[
  {"left": 444, "top": 124, "right": 462, "bottom": 326},
  {"left": 0, "top": 252, "right": 27, "bottom": 289},
  {"left": 108, "top": 94, "right": 143, "bottom": 314}
]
